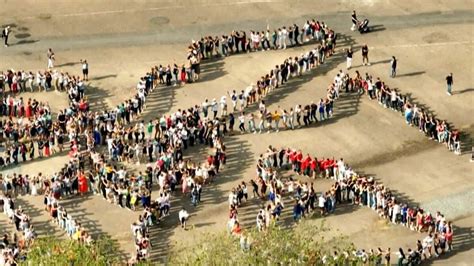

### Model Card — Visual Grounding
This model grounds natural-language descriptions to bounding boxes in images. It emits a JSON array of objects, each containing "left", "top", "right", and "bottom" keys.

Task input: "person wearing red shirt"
[
  {"left": 207, "top": 155, "right": 213, "bottom": 166},
  {"left": 289, "top": 150, "right": 297, "bottom": 170},
  {"left": 295, "top": 150, "right": 303, "bottom": 173},
  {"left": 302, "top": 154, "right": 312, "bottom": 176},
  {"left": 327, "top": 158, "right": 336, "bottom": 178},
  {"left": 78, "top": 99, "right": 88, "bottom": 112},
  {"left": 445, "top": 221, "right": 453, "bottom": 251},
  {"left": 317, "top": 158, "right": 325, "bottom": 177},
  {"left": 321, "top": 158, "right": 332, "bottom": 178}
]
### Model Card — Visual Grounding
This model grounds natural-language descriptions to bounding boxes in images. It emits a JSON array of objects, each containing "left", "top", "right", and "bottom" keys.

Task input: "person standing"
[
  {"left": 362, "top": 44, "right": 370, "bottom": 65},
  {"left": 390, "top": 56, "right": 397, "bottom": 78},
  {"left": 351, "top": 10, "right": 358, "bottom": 31},
  {"left": 47, "top": 48, "right": 55, "bottom": 69},
  {"left": 446, "top": 73, "right": 453, "bottom": 95},
  {"left": 2, "top": 26, "right": 10, "bottom": 47},
  {"left": 178, "top": 208, "right": 189, "bottom": 229},
  {"left": 346, "top": 48, "right": 353, "bottom": 70},
  {"left": 238, "top": 112, "right": 246, "bottom": 133},
  {"left": 81, "top": 59, "right": 89, "bottom": 81},
  {"left": 281, "top": 27, "right": 288, "bottom": 49}
]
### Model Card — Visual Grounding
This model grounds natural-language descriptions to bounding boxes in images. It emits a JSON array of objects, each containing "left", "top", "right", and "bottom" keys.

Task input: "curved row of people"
[
  {"left": 0, "top": 66, "right": 158, "bottom": 168},
  {"left": 240, "top": 146, "right": 455, "bottom": 264},
  {"left": 0, "top": 17, "right": 338, "bottom": 169},
  {"left": 0, "top": 194, "right": 36, "bottom": 265},
  {"left": 351, "top": 71, "right": 462, "bottom": 155},
  {"left": 188, "top": 19, "right": 333, "bottom": 59}
]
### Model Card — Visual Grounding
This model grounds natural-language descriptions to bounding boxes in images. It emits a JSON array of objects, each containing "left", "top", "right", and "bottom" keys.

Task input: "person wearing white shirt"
[
  {"left": 211, "top": 99, "right": 218, "bottom": 118},
  {"left": 180, "top": 128, "right": 188, "bottom": 149},
  {"left": 47, "top": 48, "right": 55, "bottom": 69},
  {"left": 337, "top": 158, "right": 346, "bottom": 181},
  {"left": 281, "top": 27, "right": 288, "bottom": 49},
  {"left": 423, "top": 234, "right": 434, "bottom": 258},
  {"left": 52, "top": 70, "right": 59, "bottom": 91},
  {"left": 220, "top": 96, "right": 227, "bottom": 117},
  {"left": 178, "top": 208, "right": 189, "bottom": 229},
  {"left": 391, "top": 203, "right": 401, "bottom": 224},
  {"left": 228, "top": 90, "right": 237, "bottom": 111},
  {"left": 277, "top": 28, "right": 283, "bottom": 49},
  {"left": 318, "top": 194, "right": 326, "bottom": 215}
]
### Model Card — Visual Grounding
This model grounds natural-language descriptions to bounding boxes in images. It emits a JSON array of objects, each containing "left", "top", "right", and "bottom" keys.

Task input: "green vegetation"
[
  {"left": 22, "top": 237, "right": 119, "bottom": 266},
  {"left": 168, "top": 221, "right": 365, "bottom": 265}
]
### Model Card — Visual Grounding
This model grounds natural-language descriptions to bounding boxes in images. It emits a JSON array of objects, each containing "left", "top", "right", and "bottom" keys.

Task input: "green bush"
[
  {"left": 169, "top": 220, "right": 364, "bottom": 265},
  {"left": 22, "top": 236, "right": 119, "bottom": 266}
]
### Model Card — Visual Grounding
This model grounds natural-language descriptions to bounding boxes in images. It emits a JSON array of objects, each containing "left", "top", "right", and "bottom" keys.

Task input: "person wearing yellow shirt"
[{"left": 272, "top": 110, "right": 281, "bottom": 132}]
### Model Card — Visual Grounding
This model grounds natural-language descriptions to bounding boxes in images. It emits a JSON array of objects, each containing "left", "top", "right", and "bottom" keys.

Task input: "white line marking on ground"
[{"left": 22, "top": 0, "right": 283, "bottom": 20}]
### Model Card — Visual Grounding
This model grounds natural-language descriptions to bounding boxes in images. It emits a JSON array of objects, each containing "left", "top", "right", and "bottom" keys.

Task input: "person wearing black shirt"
[
  {"left": 351, "top": 10, "right": 358, "bottom": 31},
  {"left": 2, "top": 26, "right": 10, "bottom": 47},
  {"left": 293, "top": 24, "right": 300, "bottom": 45},
  {"left": 446, "top": 73, "right": 453, "bottom": 95},
  {"left": 346, "top": 48, "right": 353, "bottom": 69},
  {"left": 361, "top": 44, "right": 370, "bottom": 65},
  {"left": 165, "top": 65, "right": 172, "bottom": 86}
]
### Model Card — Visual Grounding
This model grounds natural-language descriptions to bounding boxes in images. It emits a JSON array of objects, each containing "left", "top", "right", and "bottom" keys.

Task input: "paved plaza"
[{"left": 0, "top": 0, "right": 473, "bottom": 264}]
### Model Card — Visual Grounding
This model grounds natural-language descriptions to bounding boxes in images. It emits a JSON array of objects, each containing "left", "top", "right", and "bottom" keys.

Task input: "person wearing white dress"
[{"left": 31, "top": 181, "right": 38, "bottom": 196}]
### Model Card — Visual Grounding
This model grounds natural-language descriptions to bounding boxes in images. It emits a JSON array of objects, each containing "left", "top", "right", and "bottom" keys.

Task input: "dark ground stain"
[{"left": 149, "top": 16, "right": 170, "bottom": 26}]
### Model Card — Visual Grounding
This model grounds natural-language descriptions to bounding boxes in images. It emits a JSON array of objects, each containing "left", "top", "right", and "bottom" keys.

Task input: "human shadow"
[
  {"left": 370, "top": 59, "right": 391, "bottom": 65},
  {"left": 14, "top": 33, "right": 31, "bottom": 39},
  {"left": 454, "top": 88, "right": 474, "bottom": 95},
  {"left": 140, "top": 83, "right": 177, "bottom": 120},
  {"left": 396, "top": 71, "right": 426, "bottom": 78},
  {"left": 369, "top": 24, "right": 386, "bottom": 33},
  {"left": 0, "top": 149, "right": 69, "bottom": 171},
  {"left": 86, "top": 85, "right": 114, "bottom": 112},
  {"left": 352, "top": 59, "right": 391, "bottom": 69},
  {"left": 90, "top": 74, "right": 118, "bottom": 81},
  {"left": 199, "top": 57, "right": 227, "bottom": 82},
  {"left": 15, "top": 40, "right": 39, "bottom": 46},
  {"left": 55, "top": 62, "right": 81, "bottom": 68},
  {"left": 459, "top": 131, "right": 472, "bottom": 155}
]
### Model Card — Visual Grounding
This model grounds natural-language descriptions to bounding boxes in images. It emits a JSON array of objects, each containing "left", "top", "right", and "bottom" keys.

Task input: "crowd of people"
[
  {"left": 157, "top": 18, "right": 337, "bottom": 87},
  {"left": 350, "top": 71, "right": 462, "bottom": 155},
  {"left": 76, "top": 22, "right": 339, "bottom": 259},
  {"left": 0, "top": 67, "right": 90, "bottom": 168},
  {"left": 163, "top": 18, "right": 335, "bottom": 86},
  {"left": 226, "top": 145, "right": 455, "bottom": 264},
  {"left": 190, "top": 20, "right": 331, "bottom": 59},
  {"left": 0, "top": 17, "right": 339, "bottom": 264},
  {"left": 0, "top": 6, "right": 466, "bottom": 265},
  {"left": 42, "top": 192, "right": 94, "bottom": 245},
  {"left": 0, "top": 193, "right": 35, "bottom": 265}
]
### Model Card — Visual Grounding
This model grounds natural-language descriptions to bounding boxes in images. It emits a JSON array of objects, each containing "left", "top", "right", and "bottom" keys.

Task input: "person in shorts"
[{"left": 81, "top": 59, "right": 89, "bottom": 81}]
